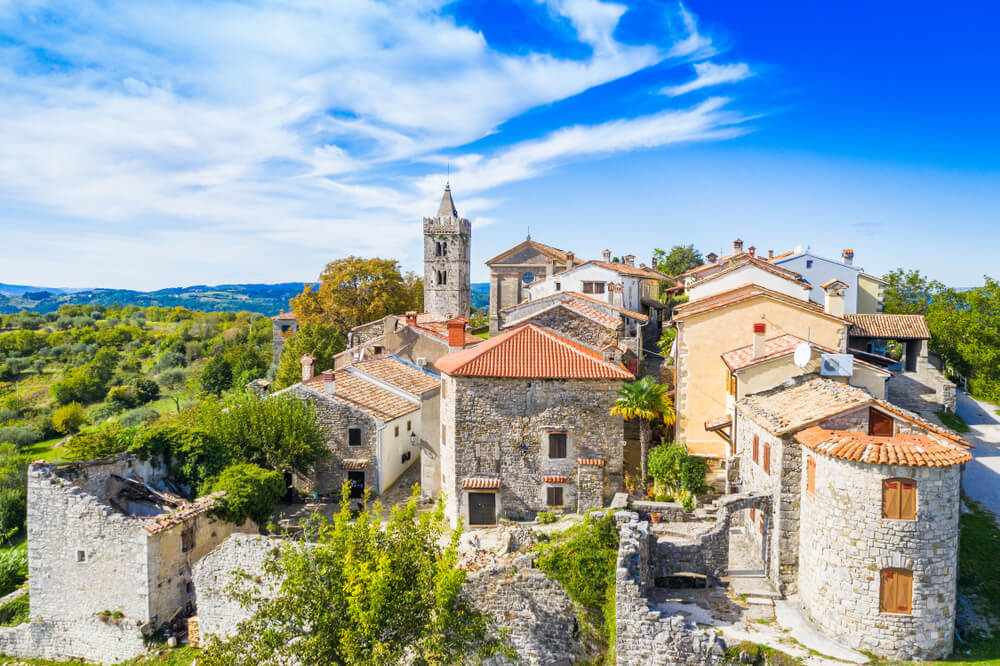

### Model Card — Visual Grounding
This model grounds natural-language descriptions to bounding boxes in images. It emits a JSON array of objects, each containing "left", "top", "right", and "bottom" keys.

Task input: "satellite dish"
[{"left": 793, "top": 342, "right": 811, "bottom": 368}]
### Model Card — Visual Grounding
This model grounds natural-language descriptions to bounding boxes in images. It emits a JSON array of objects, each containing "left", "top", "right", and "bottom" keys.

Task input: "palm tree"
[{"left": 610, "top": 376, "right": 675, "bottom": 496}]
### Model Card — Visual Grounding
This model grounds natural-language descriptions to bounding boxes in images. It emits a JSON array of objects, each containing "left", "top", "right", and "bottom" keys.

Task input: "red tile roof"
[
  {"left": 144, "top": 491, "right": 225, "bottom": 535},
  {"left": 485, "top": 238, "right": 572, "bottom": 266},
  {"left": 672, "top": 284, "right": 847, "bottom": 323},
  {"left": 542, "top": 475, "right": 568, "bottom": 483},
  {"left": 722, "top": 334, "right": 890, "bottom": 375},
  {"left": 845, "top": 314, "right": 930, "bottom": 340},
  {"left": 704, "top": 415, "right": 732, "bottom": 431},
  {"left": 351, "top": 357, "right": 440, "bottom": 394},
  {"left": 414, "top": 321, "right": 483, "bottom": 346},
  {"left": 577, "top": 458, "right": 606, "bottom": 466},
  {"left": 795, "top": 427, "right": 970, "bottom": 467},
  {"left": 586, "top": 260, "right": 671, "bottom": 281},
  {"left": 688, "top": 254, "right": 811, "bottom": 289},
  {"left": 502, "top": 291, "right": 648, "bottom": 322},
  {"left": 502, "top": 297, "right": 623, "bottom": 331},
  {"left": 272, "top": 311, "right": 297, "bottom": 321},
  {"left": 436, "top": 324, "right": 633, "bottom": 379},
  {"left": 302, "top": 370, "right": 419, "bottom": 421},
  {"left": 342, "top": 459, "right": 370, "bottom": 470},
  {"left": 462, "top": 477, "right": 501, "bottom": 489}
]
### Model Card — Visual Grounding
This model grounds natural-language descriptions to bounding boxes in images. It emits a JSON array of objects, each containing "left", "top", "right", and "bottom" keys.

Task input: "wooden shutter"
[
  {"left": 882, "top": 480, "right": 900, "bottom": 519},
  {"left": 752, "top": 436, "right": 759, "bottom": 464},
  {"left": 900, "top": 480, "right": 917, "bottom": 520},
  {"left": 869, "top": 408, "right": 894, "bottom": 436},
  {"left": 880, "top": 569, "right": 912, "bottom": 614},
  {"left": 548, "top": 433, "right": 567, "bottom": 458},
  {"left": 806, "top": 457, "right": 815, "bottom": 495},
  {"left": 763, "top": 442, "right": 771, "bottom": 474},
  {"left": 547, "top": 486, "right": 563, "bottom": 506},
  {"left": 750, "top": 508, "right": 756, "bottom": 522}
]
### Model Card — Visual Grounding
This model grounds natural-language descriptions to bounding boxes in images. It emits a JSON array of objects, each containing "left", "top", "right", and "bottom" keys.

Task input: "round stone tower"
[
  {"left": 423, "top": 184, "right": 471, "bottom": 320},
  {"left": 795, "top": 427, "right": 970, "bottom": 661}
]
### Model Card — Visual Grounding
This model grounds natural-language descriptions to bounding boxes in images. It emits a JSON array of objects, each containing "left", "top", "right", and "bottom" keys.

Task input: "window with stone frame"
[
  {"left": 76, "top": 549, "right": 86, "bottom": 563},
  {"left": 762, "top": 442, "right": 771, "bottom": 474},
  {"left": 438, "top": 270, "right": 448, "bottom": 286},
  {"left": 436, "top": 241, "right": 448, "bottom": 257},
  {"left": 181, "top": 526, "right": 195, "bottom": 553},
  {"left": 879, "top": 568, "right": 913, "bottom": 614},
  {"left": 882, "top": 478, "right": 916, "bottom": 520},
  {"left": 752, "top": 435, "right": 759, "bottom": 464},
  {"left": 546, "top": 486, "right": 564, "bottom": 506},
  {"left": 348, "top": 427, "right": 362, "bottom": 447},
  {"left": 806, "top": 457, "right": 816, "bottom": 495},
  {"left": 548, "top": 432, "right": 568, "bottom": 458},
  {"left": 582, "top": 281, "right": 605, "bottom": 294}
]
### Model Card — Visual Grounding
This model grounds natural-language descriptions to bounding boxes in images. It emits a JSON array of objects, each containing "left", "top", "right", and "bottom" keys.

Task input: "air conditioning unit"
[
  {"left": 415, "top": 357, "right": 427, "bottom": 368},
  {"left": 820, "top": 353, "right": 854, "bottom": 377}
]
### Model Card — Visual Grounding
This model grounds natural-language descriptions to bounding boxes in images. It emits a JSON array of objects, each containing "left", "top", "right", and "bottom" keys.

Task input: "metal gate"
[{"left": 468, "top": 492, "right": 496, "bottom": 526}]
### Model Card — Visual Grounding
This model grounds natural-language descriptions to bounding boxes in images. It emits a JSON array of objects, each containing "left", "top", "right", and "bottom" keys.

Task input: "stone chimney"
[
  {"left": 733, "top": 238, "right": 744, "bottom": 254},
  {"left": 706, "top": 252, "right": 718, "bottom": 265},
  {"left": 623, "top": 254, "right": 635, "bottom": 267},
  {"left": 321, "top": 370, "right": 335, "bottom": 395},
  {"left": 602, "top": 249, "right": 612, "bottom": 262},
  {"left": 748, "top": 246, "right": 756, "bottom": 258},
  {"left": 842, "top": 249, "right": 854, "bottom": 266},
  {"left": 447, "top": 317, "right": 469, "bottom": 351},
  {"left": 652, "top": 253, "right": 658, "bottom": 270},
  {"left": 823, "top": 281, "right": 847, "bottom": 318},
  {"left": 602, "top": 344, "right": 622, "bottom": 364},
  {"left": 566, "top": 252, "right": 575, "bottom": 270},
  {"left": 300, "top": 354, "right": 315, "bottom": 382},
  {"left": 768, "top": 249, "right": 774, "bottom": 259},
  {"left": 405, "top": 311, "right": 417, "bottom": 327},
  {"left": 753, "top": 323, "right": 766, "bottom": 359},
  {"left": 545, "top": 258, "right": 555, "bottom": 279},
  {"left": 246, "top": 378, "right": 270, "bottom": 398}
]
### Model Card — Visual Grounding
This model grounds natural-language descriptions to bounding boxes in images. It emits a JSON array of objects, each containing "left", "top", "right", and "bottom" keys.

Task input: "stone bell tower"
[{"left": 423, "top": 184, "right": 471, "bottom": 319}]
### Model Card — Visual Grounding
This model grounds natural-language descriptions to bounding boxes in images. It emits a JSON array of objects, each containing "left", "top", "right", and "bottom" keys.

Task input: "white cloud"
[{"left": 662, "top": 61, "right": 753, "bottom": 96}]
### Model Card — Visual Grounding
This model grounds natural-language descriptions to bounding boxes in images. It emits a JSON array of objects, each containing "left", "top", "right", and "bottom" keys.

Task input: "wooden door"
[{"left": 468, "top": 492, "right": 497, "bottom": 526}]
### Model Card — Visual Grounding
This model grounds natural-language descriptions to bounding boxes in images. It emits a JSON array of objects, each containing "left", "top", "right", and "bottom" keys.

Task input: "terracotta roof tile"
[
  {"left": 845, "top": 314, "right": 930, "bottom": 340},
  {"left": 687, "top": 254, "right": 811, "bottom": 289},
  {"left": 577, "top": 458, "right": 606, "bottom": 466},
  {"left": 704, "top": 415, "right": 732, "bottom": 431},
  {"left": 414, "top": 321, "right": 483, "bottom": 346},
  {"left": 502, "top": 291, "right": 647, "bottom": 322},
  {"left": 723, "top": 334, "right": 890, "bottom": 375},
  {"left": 302, "top": 371, "right": 419, "bottom": 421},
  {"left": 462, "top": 477, "right": 501, "bottom": 489},
  {"left": 542, "top": 475, "right": 568, "bottom": 483},
  {"left": 486, "top": 239, "right": 571, "bottom": 266},
  {"left": 502, "top": 297, "right": 622, "bottom": 331},
  {"left": 796, "top": 427, "right": 970, "bottom": 467},
  {"left": 272, "top": 311, "right": 297, "bottom": 321},
  {"left": 342, "top": 458, "right": 370, "bottom": 470},
  {"left": 673, "top": 284, "right": 847, "bottom": 323},
  {"left": 351, "top": 357, "right": 440, "bottom": 394},
  {"left": 436, "top": 324, "right": 633, "bottom": 380},
  {"left": 586, "top": 260, "right": 671, "bottom": 281},
  {"left": 144, "top": 491, "right": 225, "bottom": 535}
]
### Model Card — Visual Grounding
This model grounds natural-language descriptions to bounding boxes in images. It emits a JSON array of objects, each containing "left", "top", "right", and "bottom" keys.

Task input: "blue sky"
[{"left": 1, "top": 1, "right": 997, "bottom": 289}]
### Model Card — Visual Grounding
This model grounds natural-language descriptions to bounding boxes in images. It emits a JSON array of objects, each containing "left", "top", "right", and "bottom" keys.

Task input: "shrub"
[
  {"left": 51, "top": 402, "right": 87, "bottom": 434},
  {"left": 208, "top": 463, "right": 285, "bottom": 527},
  {"left": 0, "top": 544, "right": 27, "bottom": 597},
  {"left": 128, "top": 376, "right": 160, "bottom": 404},
  {"left": 120, "top": 406, "right": 159, "bottom": 428},
  {"left": 154, "top": 351, "right": 186, "bottom": 372},
  {"left": 0, "top": 409, "right": 18, "bottom": 425},
  {"left": 90, "top": 401, "right": 125, "bottom": 422},
  {"left": 534, "top": 511, "right": 618, "bottom": 609},
  {"left": 156, "top": 368, "right": 187, "bottom": 390},
  {"left": 0, "top": 488, "right": 25, "bottom": 537},
  {"left": 648, "top": 441, "right": 708, "bottom": 497},
  {"left": 132, "top": 425, "right": 228, "bottom": 493},
  {"left": 536, "top": 511, "right": 556, "bottom": 525},
  {"left": 106, "top": 385, "right": 139, "bottom": 408},
  {"left": 200, "top": 356, "right": 233, "bottom": 396},
  {"left": 63, "top": 425, "right": 136, "bottom": 461},
  {"left": 0, "top": 426, "right": 42, "bottom": 448},
  {"left": 0, "top": 593, "right": 29, "bottom": 626}
]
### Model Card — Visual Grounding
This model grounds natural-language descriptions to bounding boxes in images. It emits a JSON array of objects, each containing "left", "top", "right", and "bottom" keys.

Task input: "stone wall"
[
  {"left": 614, "top": 512, "right": 726, "bottom": 665},
  {"left": 0, "top": 616, "right": 148, "bottom": 664},
  {"left": 443, "top": 375, "right": 624, "bottom": 525},
  {"left": 424, "top": 213, "right": 471, "bottom": 320},
  {"left": 797, "top": 453, "right": 960, "bottom": 660},
  {"left": 504, "top": 305, "right": 618, "bottom": 351}
]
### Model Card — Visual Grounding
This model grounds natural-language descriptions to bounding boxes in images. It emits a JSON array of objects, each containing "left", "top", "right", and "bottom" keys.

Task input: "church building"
[{"left": 423, "top": 184, "right": 471, "bottom": 320}]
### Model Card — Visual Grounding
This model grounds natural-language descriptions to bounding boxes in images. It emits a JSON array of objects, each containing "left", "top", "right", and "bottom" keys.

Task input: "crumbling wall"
[
  {"left": 0, "top": 616, "right": 147, "bottom": 664},
  {"left": 614, "top": 512, "right": 726, "bottom": 665}
]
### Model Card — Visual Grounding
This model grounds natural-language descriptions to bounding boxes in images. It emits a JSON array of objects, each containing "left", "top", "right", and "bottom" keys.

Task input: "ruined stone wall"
[
  {"left": 443, "top": 376, "right": 624, "bottom": 525},
  {"left": 797, "top": 453, "right": 960, "bottom": 660},
  {"left": 281, "top": 384, "right": 378, "bottom": 496},
  {"left": 0, "top": 616, "right": 148, "bottom": 664},
  {"left": 504, "top": 306, "right": 618, "bottom": 351},
  {"left": 614, "top": 512, "right": 726, "bottom": 665}
]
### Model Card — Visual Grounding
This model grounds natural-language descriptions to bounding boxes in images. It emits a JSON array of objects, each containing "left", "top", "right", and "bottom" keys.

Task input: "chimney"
[
  {"left": 300, "top": 354, "right": 315, "bottom": 382},
  {"left": 624, "top": 254, "right": 635, "bottom": 267},
  {"left": 545, "top": 258, "right": 555, "bottom": 279},
  {"left": 602, "top": 345, "right": 622, "bottom": 364},
  {"left": 733, "top": 238, "right": 744, "bottom": 254},
  {"left": 246, "top": 378, "right": 270, "bottom": 398},
  {"left": 602, "top": 249, "right": 612, "bottom": 262},
  {"left": 706, "top": 252, "right": 718, "bottom": 265},
  {"left": 639, "top": 263, "right": 647, "bottom": 269},
  {"left": 321, "top": 370, "right": 335, "bottom": 395},
  {"left": 446, "top": 317, "right": 469, "bottom": 350},
  {"left": 768, "top": 249, "right": 774, "bottom": 259},
  {"left": 753, "top": 323, "right": 766, "bottom": 359},
  {"left": 748, "top": 246, "right": 756, "bottom": 258},
  {"left": 824, "top": 281, "right": 847, "bottom": 317},
  {"left": 652, "top": 252, "right": 658, "bottom": 270},
  {"left": 842, "top": 248, "right": 854, "bottom": 266},
  {"left": 566, "top": 252, "right": 575, "bottom": 269},
  {"left": 405, "top": 311, "right": 417, "bottom": 327}
]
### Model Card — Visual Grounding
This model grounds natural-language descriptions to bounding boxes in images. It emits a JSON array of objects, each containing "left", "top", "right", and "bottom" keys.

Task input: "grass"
[
  {"left": 0, "top": 646, "right": 199, "bottom": 665},
  {"left": 722, "top": 640, "right": 801, "bottom": 665},
  {"left": 937, "top": 411, "right": 971, "bottom": 433},
  {"left": 474, "top": 331, "right": 488, "bottom": 340},
  {"left": 21, "top": 436, "right": 66, "bottom": 463}
]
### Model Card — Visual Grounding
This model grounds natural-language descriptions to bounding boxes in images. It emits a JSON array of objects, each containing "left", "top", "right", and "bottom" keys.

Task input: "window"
[
  {"left": 807, "top": 457, "right": 816, "bottom": 495},
  {"left": 555, "top": 282, "right": 561, "bottom": 291},
  {"left": 582, "top": 281, "right": 605, "bottom": 294},
  {"left": 547, "top": 486, "right": 564, "bottom": 506},
  {"left": 181, "top": 527, "right": 195, "bottom": 553},
  {"left": 548, "top": 432, "right": 567, "bottom": 458},
  {"left": 869, "top": 408, "right": 893, "bottom": 436},
  {"left": 407, "top": 420, "right": 411, "bottom": 431},
  {"left": 882, "top": 478, "right": 917, "bottom": 520},
  {"left": 752, "top": 435, "right": 759, "bottom": 464},
  {"left": 437, "top": 270, "right": 447, "bottom": 285},
  {"left": 76, "top": 550, "right": 86, "bottom": 563},
  {"left": 806, "top": 259, "right": 813, "bottom": 269},
  {"left": 436, "top": 241, "right": 447, "bottom": 257},
  {"left": 394, "top": 425, "right": 399, "bottom": 437},
  {"left": 762, "top": 442, "right": 771, "bottom": 475},
  {"left": 373, "top": 345, "right": 384, "bottom": 355},
  {"left": 401, "top": 451, "right": 411, "bottom": 464},
  {"left": 879, "top": 568, "right": 913, "bottom": 614},
  {"left": 348, "top": 428, "right": 362, "bottom": 447}
]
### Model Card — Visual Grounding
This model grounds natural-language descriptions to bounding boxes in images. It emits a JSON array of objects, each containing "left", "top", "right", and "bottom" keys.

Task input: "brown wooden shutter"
[
  {"left": 880, "top": 568, "right": 913, "bottom": 614},
  {"left": 546, "top": 486, "right": 563, "bottom": 506},
  {"left": 807, "top": 457, "right": 816, "bottom": 495},
  {"left": 900, "top": 480, "right": 917, "bottom": 520},
  {"left": 752, "top": 435, "right": 759, "bottom": 464},
  {"left": 883, "top": 480, "right": 900, "bottom": 519},
  {"left": 750, "top": 508, "right": 756, "bottom": 522},
  {"left": 879, "top": 570, "right": 894, "bottom": 612},
  {"left": 869, "top": 407, "right": 893, "bottom": 436},
  {"left": 763, "top": 442, "right": 771, "bottom": 474}
]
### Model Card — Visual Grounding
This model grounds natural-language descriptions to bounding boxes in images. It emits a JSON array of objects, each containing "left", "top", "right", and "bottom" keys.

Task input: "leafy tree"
[
  {"left": 196, "top": 393, "right": 328, "bottom": 475},
  {"left": 200, "top": 356, "right": 233, "bottom": 396},
  {"left": 657, "top": 327, "right": 676, "bottom": 357},
  {"left": 156, "top": 368, "right": 187, "bottom": 390},
  {"left": 106, "top": 385, "right": 139, "bottom": 408},
  {"left": 199, "top": 488, "right": 506, "bottom": 666},
  {"left": 610, "top": 376, "right": 675, "bottom": 496},
  {"left": 132, "top": 425, "right": 229, "bottom": 494},
  {"left": 63, "top": 425, "right": 138, "bottom": 461},
  {"left": 155, "top": 351, "right": 186, "bottom": 371},
  {"left": 653, "top": 245, "right": 703, "bottom": 277},
  {"left": 0, "top": 443, "right": 29, "bottom": 536},
  {"left": 128, "top": 376, "right": 160, "bottom": 404},
  {"left": 291, "top": 256, "right": 423, "bottom": 331},
  {"left": 51, "top": 402, "right": 87, "bottom": 434},
  {"left": 648, "top": 441, "right": 708, "bottom": 498},
  {"left": 274, "top": 323, "right": 346, "bottom": 389},
  {"left": 927, "top": 278, "right": 1000, "bottom": 402},
  {"left": 208, "top": 463, "right": 285, "bottom": 527},
  {"left": 50, "top": 368, "right": 106, "bottom": 405},
  {"left": 883, "top": 268, "right": 945, "bottom": 314}
]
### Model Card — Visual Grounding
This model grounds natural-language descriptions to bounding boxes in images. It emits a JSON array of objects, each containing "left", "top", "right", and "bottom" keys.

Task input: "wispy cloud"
[{"left": 663, "top": 61, "right": 754, "bottom": 96}]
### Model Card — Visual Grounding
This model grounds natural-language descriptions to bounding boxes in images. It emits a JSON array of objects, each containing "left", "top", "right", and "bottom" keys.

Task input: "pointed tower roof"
[{"left": 437, "top": 183, "right": 458, "bottom": 218}]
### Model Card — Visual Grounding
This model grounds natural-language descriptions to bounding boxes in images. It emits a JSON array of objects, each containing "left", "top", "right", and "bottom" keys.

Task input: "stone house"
[
  {"left": 436, "top": 323, "right": 633, "bottom": 527},
  {"left": 497, "top": 291, "right": 638, "bottom": 353},
  {"left": 270, "top": 310, "right": 298, "bottom": 365},
  {"left": 276, "top": 354, "right": 440, "bottom": 498},
  {"left": 731, "top": 374, "right": 970, "bottom": 660},
  {"left": 486, "top": 236, "right": 576, "bottom": 336},
  {"left": 769, "top": 246, "right": 886, "bottom": 314},
  {"left": 0, "top": 454, "right": 253, "bottom": 663},
  {"left": 334, "top": 313, "right": 483, "bottom": 372}
]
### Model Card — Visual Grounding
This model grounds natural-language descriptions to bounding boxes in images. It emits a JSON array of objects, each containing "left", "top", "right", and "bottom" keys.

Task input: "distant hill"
[
  {"left": 1, "top": 281, "right": 493, "bottom": 316},
  {"left": 0, "top": 282, "right": 312, "bottom": 316}
]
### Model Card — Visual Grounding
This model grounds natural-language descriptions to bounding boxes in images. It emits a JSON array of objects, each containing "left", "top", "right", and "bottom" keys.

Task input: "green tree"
[
  {"left": 927, "top": 278, "right": 1000, "bottom": 402},
  {"left": 199, "top": 489, "right": 506, "bottom": 666},
  {"left": 0, "top": 443, "right": 29, "bottom": 536},
  {"left": 274, "top": 323, "right": 346, "bottom": 389},
  {"left": 51, "top": 402, "right": 87, "bottom": 434},
  {"left": 131, "top": 425, "right": 229, "bottom": 493},
  {"left": 610, "top": 376, "right": 675, "bottom": 496},
  {"left": 648, "top": 441, "right": 708, "bottom": 498},
  {"left": 208, "top": 463, "right": 285, "bottom": 527},
  {"left": 200, "top": 356, "right": 233, "bottom": 396},
  {"left": 882, "top": 268, "right": 945, "bottom": 314},
  {"left": 653, "top": 245, "right": 703, "bottom": 277}
]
